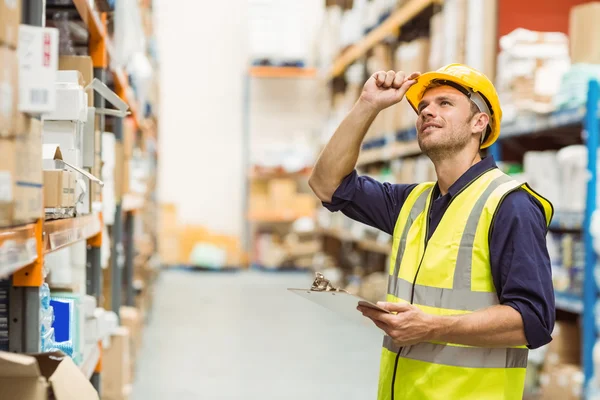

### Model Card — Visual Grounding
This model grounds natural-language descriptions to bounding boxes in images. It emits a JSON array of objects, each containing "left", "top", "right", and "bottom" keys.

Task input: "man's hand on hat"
[{"left": 360, "top": 70, "right": 420, "bottom": 113}]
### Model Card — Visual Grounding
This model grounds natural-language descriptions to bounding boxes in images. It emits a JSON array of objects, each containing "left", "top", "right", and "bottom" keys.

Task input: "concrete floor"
[{"left": 131, "top": 268, "right": 383, "bottom": 400}]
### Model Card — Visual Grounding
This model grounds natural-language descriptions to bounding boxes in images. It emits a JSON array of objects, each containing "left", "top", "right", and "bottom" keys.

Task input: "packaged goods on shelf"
[
  {"left": 554, "top": 64, "right": 600, "bottom": 111},
  {"left": 547, "top": 232, "right": 584, "bottom": 295},
  {"left": 569, "top": 2, "right": 600, "bottom": 65},
  {"left": 45, "top": 241, "right": 88, "bottom": 293},
  {"left": 101, "top": 327, "right": 131, "bottom": 400},
  {"left": 0, "top": 279, "right": 8, "bottom": 352},
  {"left": 0, "top": 115, "right": 43, "bottom": 227},
  {"left": 496, "top": 28, "right": 570, "bottom": 121},
  {"left": 18, "top": 25, "right": 59, "bottom": 114},
  {"left": 0, "top": 350, "right": 100, "bottom": 400},
  {"left": 539, "top": 364, "right": 583, "bottom": 400},
  {"left": 0, "top": 46, "right": 18, "bottom": 137},
  {"left": 43, "top": 169, "right": 76, "bottom": 209},
  {"left": 0, "top": 0, "right": 21, "bottom": 49},
  {"left": 50, "top": 293, "right": 85, "bottom": 365},
  {"left": 43, "top": 145, "right": 102, "bottom": 217},
  {"left": 543, "top": 321, "right": 581, "bottom": 371},
  {"left": 58, "top": 56, "right": 94, "bottom": 107},
  {"left": 102, "top": 133, "right": 117, "bottom": 224},
  {"left": 522, "top": 151, "right": 561, "bottom": 210}
]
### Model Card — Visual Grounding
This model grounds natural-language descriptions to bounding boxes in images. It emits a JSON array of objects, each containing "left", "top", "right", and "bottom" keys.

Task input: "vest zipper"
[{"left": 390, "top": 166, "right": 496, "bottom": 399}]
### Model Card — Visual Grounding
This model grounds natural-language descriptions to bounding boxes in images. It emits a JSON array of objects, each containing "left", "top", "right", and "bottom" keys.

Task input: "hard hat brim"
[{"left": 404, "top": 71, "right": 500, "bottom": 149}]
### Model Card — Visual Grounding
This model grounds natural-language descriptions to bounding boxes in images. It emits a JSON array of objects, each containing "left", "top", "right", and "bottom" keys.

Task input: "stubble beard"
[{"left": 418, "top": 126, "right": 472, "bottom": 163}]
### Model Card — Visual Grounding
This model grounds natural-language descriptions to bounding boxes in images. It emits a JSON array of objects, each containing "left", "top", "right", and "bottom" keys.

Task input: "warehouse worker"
[{"left": 308, "top": 64, "right": 555, "bottom": 400}]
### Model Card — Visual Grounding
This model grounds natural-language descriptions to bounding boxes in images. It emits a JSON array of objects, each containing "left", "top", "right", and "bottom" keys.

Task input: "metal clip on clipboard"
[{"left": 288, "top": 272, "right": 390, "bottom": 327}]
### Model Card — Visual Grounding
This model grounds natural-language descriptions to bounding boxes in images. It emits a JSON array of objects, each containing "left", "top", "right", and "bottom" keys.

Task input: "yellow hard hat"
[{"left": 404, "top": 63, "right": 502, "bottom": 149}]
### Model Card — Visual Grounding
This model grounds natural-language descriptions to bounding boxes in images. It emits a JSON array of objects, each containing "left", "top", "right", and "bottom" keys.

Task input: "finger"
[
  {"left": 374, "top": 72, "right": 386, "bottom": 86},
  {"left": 399, "top": 79, "right": 418, "bottom": 94},
  {"left": 383, "top": 70, "right": 395, "bottom": 88},
  {"left": 392, "top": 71, "right": 406, "bottom": 89},
  {"left": 377, "top": 301, "right": 413, "bottom": 313},
  {"left": 359, "top": 307, "right": 396, "bottom": 324},
  {"left": 373, "top": 319, "right": 392, "bottom": 332},
  {"left": 406, "top": 71, "right": 421, "bottom": 81}
]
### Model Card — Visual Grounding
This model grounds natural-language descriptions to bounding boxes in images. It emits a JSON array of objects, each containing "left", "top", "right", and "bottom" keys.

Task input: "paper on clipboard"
[{"left": 288, "top": 273, "right": 390, "bottom": 327}]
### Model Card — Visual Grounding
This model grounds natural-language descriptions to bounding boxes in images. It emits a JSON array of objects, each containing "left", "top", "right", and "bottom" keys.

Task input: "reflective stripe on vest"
[
  {"left": 382, "top": 336, "right": 528, "bottom": 369},
  {"left": 387, "top": 173, "right": 513, "bottom": 310},
  {"left": 390, "top": 187, "right": 432, "bottom": 297}
]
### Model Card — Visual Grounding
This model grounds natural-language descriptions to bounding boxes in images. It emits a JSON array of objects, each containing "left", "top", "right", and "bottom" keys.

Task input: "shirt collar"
[{"left": 438, "top": 156, "right": 498, "bottom": 199}]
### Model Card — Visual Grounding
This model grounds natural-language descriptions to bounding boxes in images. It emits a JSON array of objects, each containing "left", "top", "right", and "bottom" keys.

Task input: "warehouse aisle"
[{"left": 131, "top": 269, "right": 383, "bottom": 400}]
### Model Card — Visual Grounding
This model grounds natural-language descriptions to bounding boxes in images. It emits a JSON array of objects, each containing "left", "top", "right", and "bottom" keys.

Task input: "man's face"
[{"left": 415, "top": 85, "right": 475, "bottom": 157}]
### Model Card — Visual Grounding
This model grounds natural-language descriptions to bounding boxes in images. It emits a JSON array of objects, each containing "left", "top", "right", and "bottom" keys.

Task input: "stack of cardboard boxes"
[
  {"left": 0, "top": 2, "right": 44, "bottom": 228},
  {"left": 248, "top": 178, "right": 317, "bottom": 220}
]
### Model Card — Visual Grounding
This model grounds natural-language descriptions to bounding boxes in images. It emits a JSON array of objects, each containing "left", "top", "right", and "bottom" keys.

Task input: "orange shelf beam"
[{"left": 249, "top": 66, "right": 317, "bottom": 79}]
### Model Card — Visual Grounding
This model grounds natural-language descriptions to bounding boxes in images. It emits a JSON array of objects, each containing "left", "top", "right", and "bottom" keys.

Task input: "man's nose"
[{"left": 420, "top": 104, "right": 436, "bottom": 119}]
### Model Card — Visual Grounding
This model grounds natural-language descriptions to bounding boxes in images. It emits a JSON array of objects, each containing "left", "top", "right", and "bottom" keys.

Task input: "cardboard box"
[
  {"left": 268, "top": 179, "right": 297, "bottom": 209},
  {"left": 539, "top": 364, "right": 583, "bottom": 400},
  {"left": 0, "top": 0, "right": 21, "bottom": 49},
  {"left": 0, "top": 115, "right": 43, "bottom": 227},
  {"left": 101, "top": 327, "right": 131, "bottom": 400},
  {"left": 0, "top": 350, "right": 99, "bottom": 400},
  {"left": 570, "top": 2, "right": 600, "bottom": 65},
  {"left": 119, "top": 307, "right": 142, "bottom": 380},
  {"left": 544, "top": 321, "right": 581, "bottom": 370},
  {"left": 43, "top": 170, "right": 76, "bottom": 208},
  {"left": 18, "top": 25, "right": 59, "bottom": 114},
  {"left": 0, "top": 46, "right": 18, "bottom": 137},
  {"left": 123, "top": 118, "right": 136, "bottom": 158},
  {"left": 59, "top": 56, "right": 94, "bottom": 107}
]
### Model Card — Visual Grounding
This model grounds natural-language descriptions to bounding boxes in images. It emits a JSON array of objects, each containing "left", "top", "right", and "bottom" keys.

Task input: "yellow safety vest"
[{"left": 378, "top": 167, "right": 553, "bottom": 400}]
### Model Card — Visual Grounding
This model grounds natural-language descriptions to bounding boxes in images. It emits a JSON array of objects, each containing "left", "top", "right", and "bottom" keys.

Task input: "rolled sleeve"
[
  {"left": 490, "top": 189, "right": 555, "bottom": 349},
  {"left": 322, "top": 170, "right": 417, "bottom": 235}
]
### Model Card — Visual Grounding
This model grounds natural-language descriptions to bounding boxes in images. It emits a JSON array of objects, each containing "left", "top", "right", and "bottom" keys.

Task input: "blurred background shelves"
[{"left": 327, "top": 0, "right": 442, "bottom": 79}]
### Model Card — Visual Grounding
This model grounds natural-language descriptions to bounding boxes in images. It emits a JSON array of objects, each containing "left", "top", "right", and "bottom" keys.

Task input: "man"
[{"left": 308, "top": 64, "right": 555, "bottom": 400}]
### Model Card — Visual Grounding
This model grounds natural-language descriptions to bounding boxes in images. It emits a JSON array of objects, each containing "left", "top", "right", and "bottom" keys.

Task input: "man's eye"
[{"left": 441, "top": 101, "right": 451, "bottom": 106}]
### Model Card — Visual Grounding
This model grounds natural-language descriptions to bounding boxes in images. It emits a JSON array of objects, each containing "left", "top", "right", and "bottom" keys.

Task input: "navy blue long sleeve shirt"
[{"left": 323, "top": 156, "right": 555, "bottom": 349}]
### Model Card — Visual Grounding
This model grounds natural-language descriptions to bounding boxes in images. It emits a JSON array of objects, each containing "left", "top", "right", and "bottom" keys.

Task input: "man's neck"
[{"left": 433, "top": 151, "right": 482, "bottom": 195}]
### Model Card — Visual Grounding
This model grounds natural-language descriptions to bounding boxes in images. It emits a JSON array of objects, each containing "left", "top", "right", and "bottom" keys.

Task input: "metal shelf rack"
[
  {"left": 490, "top": 80, "right": 600, "bottom": 392},
  {"left": 3, "top": 1, "right": 143, "bottom": 395}
]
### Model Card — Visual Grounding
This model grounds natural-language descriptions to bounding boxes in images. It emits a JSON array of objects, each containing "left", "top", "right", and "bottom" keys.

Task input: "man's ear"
[{"left": 472, "top": 112, "right": 490, "bottom": 135}]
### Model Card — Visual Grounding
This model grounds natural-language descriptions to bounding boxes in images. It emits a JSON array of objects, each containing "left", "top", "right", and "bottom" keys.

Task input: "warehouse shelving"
[
  {"left": 44, "top": 214, "right": 102, "bottom": 253},
  {"left": 358, "top": 138, "right": 421, "bottom": 166},
  {"left": 72, "top": 0, "right": 141, "bottom": 127},
  {"left": 2, "top": 1, "right": 151, "bottom": 396},
  {"left": 490, "top": 82, "right": 600, "bottom": 389},
  {"left": 327, "top": 0, "right": 442, "bottom": 79}
]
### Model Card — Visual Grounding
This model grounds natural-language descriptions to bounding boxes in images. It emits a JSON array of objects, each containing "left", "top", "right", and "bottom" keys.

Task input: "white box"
[
  {"left": 18, "top": 25, "right": 59, "bottom": 114},
  {"left": 45, "top": 71, "right": 88, "bottom": 122},
  {"left": 42, "top": 120, "right": 83, "bottom": 166}
]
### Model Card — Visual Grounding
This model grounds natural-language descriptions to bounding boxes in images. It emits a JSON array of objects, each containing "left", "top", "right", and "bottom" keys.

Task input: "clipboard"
[{"left": 288, "top": 273, "right": 390, "bottom": 327}]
